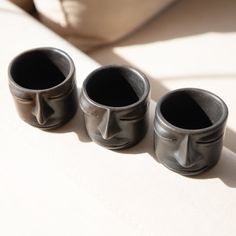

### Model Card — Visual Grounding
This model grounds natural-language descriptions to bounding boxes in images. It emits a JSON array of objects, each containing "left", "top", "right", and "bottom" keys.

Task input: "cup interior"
[
  {"left": 160, "top": 90, "right": 224, "bottom": 129},
  {"left": 85, "top": 67, "right": 146, "bottom": 107},
  {"left": 10, "top": 49, "right": 71, "bottom": 90}
]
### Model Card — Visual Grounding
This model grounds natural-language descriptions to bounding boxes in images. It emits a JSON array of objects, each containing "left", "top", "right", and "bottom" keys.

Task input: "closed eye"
[
  {"left": 196, "top": 134, "right": 223, "bottom": 144},
  {"left": 161, "top": 136, "right": 177, "bottom": 142}
]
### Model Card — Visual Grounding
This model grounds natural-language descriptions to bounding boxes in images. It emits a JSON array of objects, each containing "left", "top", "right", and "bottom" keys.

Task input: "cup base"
[{"left": 157, "top": 157, "right": 219, "bottom": 176}]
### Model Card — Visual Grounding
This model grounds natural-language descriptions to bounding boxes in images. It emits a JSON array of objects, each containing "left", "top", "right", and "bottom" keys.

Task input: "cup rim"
[
  {"left": 81, "top": 64, "right": 150, "bottom": 110},
  {"left": 154, "top": 87, "right": 228, "bottom": 134},
  {"left": 8, "top": 47, "right": 75, "bottom": 93}
]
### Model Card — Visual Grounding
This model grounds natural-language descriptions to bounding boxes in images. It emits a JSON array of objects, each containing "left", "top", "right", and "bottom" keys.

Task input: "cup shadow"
[
  {"left": 192, "top": 148, "right": 236, "bottom": 188},
  {"left": 91, "top": 0, "right": 236, "bottom": 50}
]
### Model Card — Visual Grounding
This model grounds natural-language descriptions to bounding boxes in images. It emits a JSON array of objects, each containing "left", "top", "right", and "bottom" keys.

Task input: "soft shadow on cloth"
[{"left": 94, "top": 0, "right": 236, "bottom": 48}]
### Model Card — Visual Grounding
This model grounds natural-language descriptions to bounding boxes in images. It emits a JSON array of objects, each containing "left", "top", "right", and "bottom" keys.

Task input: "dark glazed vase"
[
  {"left": 80, "top": 65, "right": 150, "bottom": 149},
  {"left": 8, "top": 47, "right": 78, "bottom": 129},
  {"left": 154, "top": 88, "right": 228, "bottom": 176}
]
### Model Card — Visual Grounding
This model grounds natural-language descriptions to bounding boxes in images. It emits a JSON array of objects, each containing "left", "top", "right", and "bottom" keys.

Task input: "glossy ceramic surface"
[
  {"left": 8, "top": 47, "right": 78, "bottom": 129},
  {"left": 80, "top": 65, "right": 150, "bottom": 149},
  {"left": 154, "top": 88, "right": 228, "bottom": 175}
]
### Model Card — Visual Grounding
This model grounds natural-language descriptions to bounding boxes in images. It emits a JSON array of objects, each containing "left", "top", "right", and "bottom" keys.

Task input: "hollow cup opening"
[
  {"left": 10, "top": 49, "right": 71, "bottom": 90},
  {"left": 160, "top": 89, "right": 225, "bottom": 130},
  {"left": 85, "top": 66, "right": 146, "bottom": 107}
]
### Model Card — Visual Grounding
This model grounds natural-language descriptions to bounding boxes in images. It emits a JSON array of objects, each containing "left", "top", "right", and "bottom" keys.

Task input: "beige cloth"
[
  {"left": 9, "top": 0, "right": 34, "bottom": 12},
  {"left": 9, "top": 0, "right": 175, "bottom": 51}
]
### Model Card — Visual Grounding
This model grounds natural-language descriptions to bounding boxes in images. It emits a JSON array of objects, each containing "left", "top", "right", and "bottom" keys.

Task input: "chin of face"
[
  {"left": 89, "top": 133, "right": 131, "bottom": 150},
  {"left": 156, "top": 151, "right": 219, "bottom": 176}
]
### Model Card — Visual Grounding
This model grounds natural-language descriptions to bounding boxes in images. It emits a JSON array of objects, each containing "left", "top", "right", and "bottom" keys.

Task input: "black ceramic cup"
[
  {"left": 154, "top": 88, "right": 228, "bottom": 176},
  {"left": 8, "top": 47, "right": 78, "bottom": 129},
  {"left": 80, "top": 65, "right": 150, "bottom": 149}
]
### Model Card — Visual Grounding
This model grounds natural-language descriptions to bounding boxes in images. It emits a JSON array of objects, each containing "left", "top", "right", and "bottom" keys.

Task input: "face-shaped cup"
[
  {"left": 80, "top": 65, "right": 150, "bottom": 149},
  {"left": 154, "top": 88, "right": 228, "bottom": 176},
  {"left": 8, "top": 47, "right": 78, "bottom": 129}
]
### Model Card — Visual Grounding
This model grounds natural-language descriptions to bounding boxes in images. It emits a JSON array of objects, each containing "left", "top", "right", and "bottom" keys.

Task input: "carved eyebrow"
[
  {"left": 15, "top": 96, "right": 33, "bottom": 103},
  {"left": 119, "top": 116, "right": 144, "bottom": 122},
  {"left": 196, "top": 134, "right": 223, "bottom": 144},
  {"left": 161, "top": 136, "right": 177, "bottom": 142},
  {"left": 155, "top": 129, "right": 177, "bottom": 142}
]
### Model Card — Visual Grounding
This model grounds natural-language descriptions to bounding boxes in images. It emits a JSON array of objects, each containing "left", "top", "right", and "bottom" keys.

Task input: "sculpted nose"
[
  {"left": 98, "top": 110, "right": 122, "bottom": 140},
  {"left": 175, "top": 135, "right": 195, "bottom": 168},
  {"left": 33, "top": 93, "right": 54, "bottom": 125}
]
